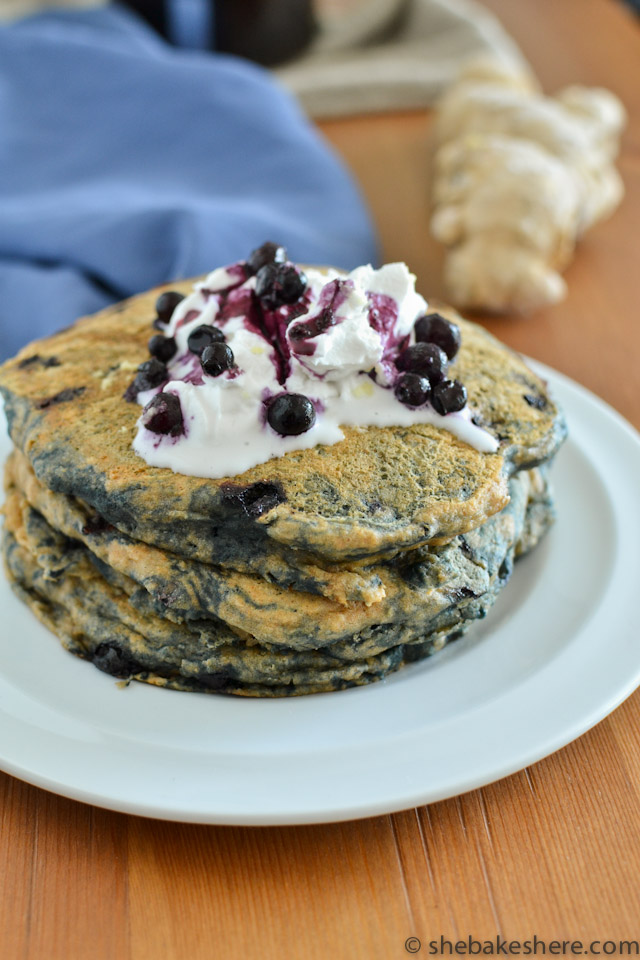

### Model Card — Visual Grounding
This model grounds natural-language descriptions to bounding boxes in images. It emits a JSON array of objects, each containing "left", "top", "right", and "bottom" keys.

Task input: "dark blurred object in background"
[
  {"left": 123, "top": 0, "right": 318, "bottom": 64},
  {"left": 216, "top": 0, "right": 318, "bottom": 66}
]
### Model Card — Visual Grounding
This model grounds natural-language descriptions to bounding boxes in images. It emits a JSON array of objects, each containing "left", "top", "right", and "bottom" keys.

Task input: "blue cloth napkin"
[{"left": 0, "top": 4, "right": 377, "bottom": 361}]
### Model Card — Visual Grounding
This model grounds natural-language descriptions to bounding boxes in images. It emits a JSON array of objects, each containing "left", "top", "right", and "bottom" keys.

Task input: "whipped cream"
[{"left": 133, "top": 261, "right": 498, "bottom": 479}]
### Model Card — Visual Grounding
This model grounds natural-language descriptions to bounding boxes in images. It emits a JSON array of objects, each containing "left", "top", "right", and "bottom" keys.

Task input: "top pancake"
[{"left": 0, "top": 277, "right": 566, "bottom": 568}]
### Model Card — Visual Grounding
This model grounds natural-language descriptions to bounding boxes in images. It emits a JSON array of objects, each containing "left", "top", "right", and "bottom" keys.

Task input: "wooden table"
[{"left": 2, "top": 2, "right": 639, "bottom": 957}]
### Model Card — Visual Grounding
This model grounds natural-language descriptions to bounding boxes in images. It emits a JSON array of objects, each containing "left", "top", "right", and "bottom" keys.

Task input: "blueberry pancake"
[
  {"left": 5, "top": 450, "right": 554, "bottom": 649},
  {"left": 2, "top": 470, "right": 553, "bottom": 696},
  {"left": 0, "top": 247, "right": 566, "bottom": 695},
  {"left": 8, "top": 448, "right": 386, "bottom": 607}
]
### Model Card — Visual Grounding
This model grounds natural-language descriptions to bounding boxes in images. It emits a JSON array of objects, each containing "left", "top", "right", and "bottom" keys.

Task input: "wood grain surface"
[{"left": 2, "top": 2, "right": 639, "bottom": 958}]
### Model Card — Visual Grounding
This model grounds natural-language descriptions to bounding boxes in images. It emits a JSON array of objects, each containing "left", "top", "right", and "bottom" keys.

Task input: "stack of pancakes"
[{"left": 0, "top": 281, "right": 566, "bottom": 696}]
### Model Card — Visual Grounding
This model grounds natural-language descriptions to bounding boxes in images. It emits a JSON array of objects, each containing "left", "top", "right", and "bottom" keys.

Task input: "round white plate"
[{"left": 1, "top": 362, "right": 639, "bottom": 825}]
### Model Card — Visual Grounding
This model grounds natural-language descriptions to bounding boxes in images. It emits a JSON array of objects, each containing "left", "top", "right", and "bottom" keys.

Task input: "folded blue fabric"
[{"left": 0, "top": 4, "right": 377, "bottom": 361}]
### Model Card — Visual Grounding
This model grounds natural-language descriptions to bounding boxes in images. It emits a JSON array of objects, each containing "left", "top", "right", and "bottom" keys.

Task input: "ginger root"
[{"left": 431, "top": 60, "right": 626, "bottom": 313}]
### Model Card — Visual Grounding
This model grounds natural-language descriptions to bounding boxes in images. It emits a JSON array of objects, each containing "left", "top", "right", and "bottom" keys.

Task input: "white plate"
[{"left": 1, "top": 363, "right": 639, "bottom": 825}]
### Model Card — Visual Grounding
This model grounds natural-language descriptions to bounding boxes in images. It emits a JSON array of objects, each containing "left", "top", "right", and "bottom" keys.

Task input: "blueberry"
[
  {"left": 255, "top": 263, "right": 307, "bottom": 309},
  {"left": 221, "top": 480, "right": 286, "bottom": 518},
  {"left": 124, "top": 357, "right": 167, "bottom": 400},
  {"left": 523, "top": 393, "right": 547, "bottom": 410},
  {"left": 155, "top": 290, "right": 184, "bottom": 324},
  {"left": 246, "top": 242, "right": 287, "bottom": 275},
  {"left": 148, "top": 334, "right": 177, "bottom": 363},
  {"left": 82, "top": 513, "right": 113, "bottom": 536},
  {"left": 136, "top": 357, "right": 168, "bottom": 388},
  {"left": 187, "top": 324, "right": 225, "bottom": 356},
  {"left": 198, "top": 668, "right": 236, "bottom": 692},
  {"left": 431, "top": 379, "right": 467, "bottom": 415},
  {"left": 267, "top": 393, "right": 316, "bottom": 436},
  {"left": 397, "top": 342, "right": 448, "bottom": 383},
  {"left": 19, "top": 354, "right": 61, "bottom": 369},
  {"left": 92, "top": 641, "right": 139, "bottom": 679},
  {"left": 414, "top": 312, "right": 461, "bottom": 361},
  {"left": 36, "top": 387, "right": 85, "bottom": 409},
  {"left": 141, "top": 392, "right": 184, "bottom": 436},
  {"left": 394, "top": 372, "right": 431, "bottom": 407},
  {"left": 201, "top": 342, "right": 234, "bottom": 377}
]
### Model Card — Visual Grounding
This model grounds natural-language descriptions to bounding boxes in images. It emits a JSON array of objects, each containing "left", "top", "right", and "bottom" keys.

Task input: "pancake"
[
  {"left": 0, "top": 260, "right": 566, "bottom": 696},
  {"left": 7, "top": 449, "right": 386, "bottom": 607},
  {"left": 5, "top": 449, "right": 553, "bottom": 648},
  {"left": 2, "top": 469, "right": 553, "bottom": 696},
  {"left": 0, "top": 280, "right": 566, "bottom": 571}
]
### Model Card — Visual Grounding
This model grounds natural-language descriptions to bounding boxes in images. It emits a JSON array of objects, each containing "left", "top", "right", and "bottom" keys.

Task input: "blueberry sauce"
[
  {"left": 200, "top": 262, "right": 247, "bottom": 298},
  {"left": 258, "top": 302, "right": 295, "bottom": 385},
  {"left": 177, "top": 353, "right": 205, "bottom": 386},
  {"left": 218, "top": 287, "right": 260, "bottom": 325},
  {"left": 219, "top": 285, "right": 304, "bottom": 384},
  {"left": 288, "top": 279, "right": 351, "bottom": 355},
  {"left": 175, "top": 308, "right": 202, "bottom": 331},
  {"left": 367, "top": 291, "right": 411, "bottom": 384},
  {"left": 257, "top": 283, "right": 311, "bottom": 385}
]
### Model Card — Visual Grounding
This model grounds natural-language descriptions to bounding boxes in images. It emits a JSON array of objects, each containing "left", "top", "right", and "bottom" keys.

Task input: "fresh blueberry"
[
  {"left": 124, "top": 357, "right": 167, "bottom": 400},
  {"left": 155, "top": 291, "right": 184, "bottom": 324},
  {"left": 267, "top": 393, "right": 316, "bottom": 435},
  {"left": 397, "top": 342, "right": 448, "bottom": 383},
  {"left": 414, "top": 312, "right": 461, "bottom": 361},
  {"left": 92, "top": 641, "right": 139, "bottom": 679},
  {"left": 148, "top": 334, "right": 177, "bottom": 363},
  {"left": 431, "top": 379, "right": 467, "bottom": 415},
  {"left": 141, "top": 392, "right": 184, "bottom": 436},
  {"left": 136, "top": 357, "right": 168, "bottom": 387},
  {"left": 187, "top": 324, "right": 226, "bottom": 356},
  {"left": 246, "top": 242, "right": 287, "bottom": 275},
  {"left": 394, "top": 372, "right": 431, "bottom": 407},
  {"left": 201, "top": 342, "right": 234, "bottom": 377},
  {"left": 255, "top": 263, "right": 307, "bottom": 309}
]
